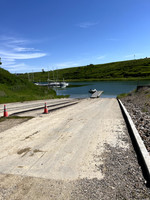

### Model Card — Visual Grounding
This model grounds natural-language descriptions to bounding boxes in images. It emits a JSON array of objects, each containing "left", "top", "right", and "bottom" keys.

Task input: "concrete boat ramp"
[
  {"left": 90, "top": 90, "right": 103, "bottom": 98},
  {"left": 0, "top": 98, "right": 149, "bottom": 199}
]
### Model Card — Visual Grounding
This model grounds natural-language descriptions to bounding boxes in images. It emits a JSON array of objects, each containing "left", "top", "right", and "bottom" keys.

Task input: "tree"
[
  {"left": 0, "top": 57, "right": 2, "bottom": 65},
  {"left": 87, "top": 64, "right": 94, "bottom": 67}
]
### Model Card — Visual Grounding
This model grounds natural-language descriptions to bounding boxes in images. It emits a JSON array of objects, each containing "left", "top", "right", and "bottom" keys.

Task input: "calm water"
[{"left": 55, "top": 80, "right": 150, "bottom": 98}]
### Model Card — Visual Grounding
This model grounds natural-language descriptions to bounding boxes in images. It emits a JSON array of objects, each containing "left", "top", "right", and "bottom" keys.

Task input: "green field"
[
  {"left": 19, "top": 58, "right": 150, "bottom": 82},
  {"left": 0, "top": 66, "right": 67, "bottom": 104}
]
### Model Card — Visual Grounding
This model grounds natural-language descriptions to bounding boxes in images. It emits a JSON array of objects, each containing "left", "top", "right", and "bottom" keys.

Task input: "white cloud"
[
  {"left": 14, "top": 47, "right": 39, "bottom": 52},
  {"left": 0, "top": 50, "right": 46, "bottom": 60},
  {"left": 6, "top": 63, "right": 42, "bottom": 73},
  {"left": 0, "top": 36, "right": 28, "bottom": 48},
  {"left": 1, "top": 58, "right": 15, "bottom": 66},
  {"left": 0, "top": 35, "right": 47, "bottom": 72},
  {"left": 77, "top": 22, "right": 99, "bottom": 28},
  {"left": 6, "top": 63, "right": 27, "bottom": 70},
  {"left": 55, "top": 61, "right": 79, "bottom": 68},
  {"left": 96, "top": 55, "right": 106, "bottom": 60}
]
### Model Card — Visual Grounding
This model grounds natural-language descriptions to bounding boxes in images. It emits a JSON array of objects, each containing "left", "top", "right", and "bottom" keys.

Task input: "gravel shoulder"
[
  {"left": 0, "top": 98, "right": 149, "bottom": 199},
  {"left": 120, "top": 86, "right": 150, "bottom": 153}
]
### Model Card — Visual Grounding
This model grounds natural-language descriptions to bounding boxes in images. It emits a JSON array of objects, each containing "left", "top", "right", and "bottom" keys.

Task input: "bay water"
[{"left": 55, "top": 80, "right": 150, "bottom": 98}]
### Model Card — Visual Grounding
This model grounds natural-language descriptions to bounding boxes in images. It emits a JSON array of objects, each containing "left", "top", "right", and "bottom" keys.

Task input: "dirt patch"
[
  {"left": 33, "top": 149, "right": 43, "bottom": 153},
  {"left": 17, "top": 148, "right": 44, "bottom": 157},
  {"left": 0, "top": 117, "right": 33, "bottom": 133},
  {"left": 17, "top": 147, "right": 31, "bottom": 155}
]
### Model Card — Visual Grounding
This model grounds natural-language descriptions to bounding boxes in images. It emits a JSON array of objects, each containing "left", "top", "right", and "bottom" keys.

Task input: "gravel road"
[{"left": 0, "top": 98, "right": 149, "bottom": 199}]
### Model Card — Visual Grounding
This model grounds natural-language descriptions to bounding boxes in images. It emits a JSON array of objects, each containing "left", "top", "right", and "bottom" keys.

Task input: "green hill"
[
  {"left": 0, "top": 66, "right": 57, "bottom": 103},
  {"left": 19, "top": 58, "right": 150, "bottom": 82}
]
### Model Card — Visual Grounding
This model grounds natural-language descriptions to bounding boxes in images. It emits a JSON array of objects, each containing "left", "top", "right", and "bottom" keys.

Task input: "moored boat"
[
  {"left": 34, "top": 81, "right": 69, "bottom": 88},
  {"left": 89, "top": 89, "right": 97, "bottom": 93}
]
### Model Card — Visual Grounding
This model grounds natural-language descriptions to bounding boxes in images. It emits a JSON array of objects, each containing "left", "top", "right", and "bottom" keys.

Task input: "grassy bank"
[
  {"left": 18, "top": 58, "right": 150, "bottom": 82},
  {"left": 0, "top": 83, "right": 57, "bottom": 104},
  {"left": 0, "top": 67, "right": 67, "bottom": 104}
]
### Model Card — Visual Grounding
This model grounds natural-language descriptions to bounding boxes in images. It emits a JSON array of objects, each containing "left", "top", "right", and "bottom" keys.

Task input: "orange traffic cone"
[
  {"left": 4, "top": 105, "right": 8, "bottom": 117},
  {"left": 44, "top": 103, "right": 48, "bottom": 114}
]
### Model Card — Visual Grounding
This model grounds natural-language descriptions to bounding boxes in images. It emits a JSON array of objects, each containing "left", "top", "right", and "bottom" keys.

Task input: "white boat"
[
  {"left": 48, "top": 82, "right": 60, "bottom": 86},
  {"left": 60, "top": 81, "right": 69, "bottom": 87},
  {"left": 89, "top": 89, "right": 97, "bottom": 93},
  {"left": 34, "top": 81, "right": 69, "bottom": 88}
]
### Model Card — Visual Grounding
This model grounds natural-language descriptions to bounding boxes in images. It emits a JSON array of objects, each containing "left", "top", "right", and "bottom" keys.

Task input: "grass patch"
[
  {"left": 142, "top": 107, "right": 148, "bottom": 112},
  {"left": 146, "top": 94, "right": 150, "bottom": 98},
  {"left": 117, "top": 93, "right": 129, "bottom": 99},
  {"left": 0, "top": 84, "right": 58, "bottom": 104},
  {"left": 0, "top": 116, "right": 34, "bottom": 122}
]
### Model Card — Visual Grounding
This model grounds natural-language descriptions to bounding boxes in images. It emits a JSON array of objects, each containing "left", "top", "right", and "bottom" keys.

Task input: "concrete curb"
[
  {"left": 11, "top": 101, "right": 78, "bottom": 116},
  {"left": 118, "top": 99, "right": 150, "bottom": 185},
  {"left": 10, "top": 101, "right": 76, "bottom": 116}
]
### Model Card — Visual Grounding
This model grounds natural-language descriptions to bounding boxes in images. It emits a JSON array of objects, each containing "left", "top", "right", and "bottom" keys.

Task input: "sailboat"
[
  {"left": 59, "top": 78, "right": 69, "bottom": 87},
  {"left": 34, "top": 69, "right": 69, "bottom": 87},
  {"left": 48, "top": 70, "right": 69, "bottom": 87}
]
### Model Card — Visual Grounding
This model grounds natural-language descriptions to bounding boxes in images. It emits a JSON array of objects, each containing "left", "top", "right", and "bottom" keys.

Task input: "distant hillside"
[
  {"left": 0, "top": 67, "right": 57, "bottom": 103},
  {"left": 19, "top": 58, "right": 150, "bottom": 82}
]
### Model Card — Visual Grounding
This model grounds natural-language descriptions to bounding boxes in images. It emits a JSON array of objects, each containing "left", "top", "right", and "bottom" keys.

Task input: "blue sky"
[{"left": 0, "top": 0, "right": 150, "bottom": 73}]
